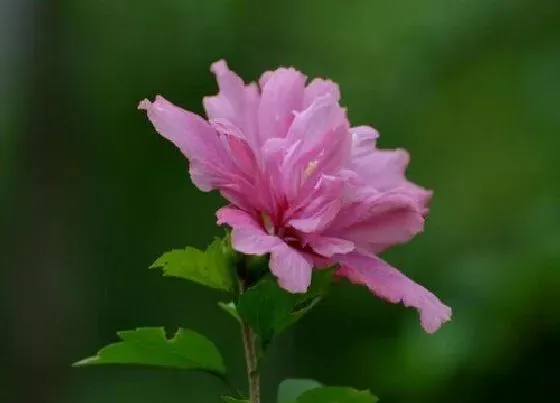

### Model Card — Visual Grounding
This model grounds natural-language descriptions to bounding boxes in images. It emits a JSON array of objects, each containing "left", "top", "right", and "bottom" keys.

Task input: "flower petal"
[
  {"left": 258, "top": 67, "right": 307, "bottom": 139},
  {"left": 211, "top": 119, "right": 258, "bottom": 176},
  {"left": 350, "top": 145, "right": 432, "bottom": 210},
  {"left": 303, "top": 78, "right": 340, "bottom": 109},
  {"left": 232, "top": 229, "right": 283, "bottom": 255},
  {"left": 286, "top": 174, "right": 344, "bottom": 233},
  {"left": 217, "top": 206, "right": 282, "bottom": 254},
  {"left": 307, "top": 236, "right": 355, "bottom": 257},
  {"left": 270, "top": 243, "right": 313, "bottom": 293},
  {"left": 139, "top": 96, "right": 216, "bottom": 157},
  {"left": 216, "top": 205, "right": 260, "bottom": 230},
  {"left": 326, "top": 189, "right": 427, "bottom": 251},
  {"left": 203, "top": 60, "right": 260, "bottom": 150},
  {"left": 336, "top": 252, "right": 452, "bottom": 333},
  {"left": 285, "top": 93, "right": 346, "bottom": 156},
  {"left": 138, "top": 96, "right": 232, "bottom": 192},
  {"left": 288, "top": 199, "right": 341, "bottom": 233},
  {"left": 351, "top": 126, "right": 379, "bottom": 158}
]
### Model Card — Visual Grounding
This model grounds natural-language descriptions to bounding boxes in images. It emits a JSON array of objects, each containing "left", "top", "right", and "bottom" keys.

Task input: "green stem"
[{"left": 238, "top": 276, "right": 260, "bottom": 403}]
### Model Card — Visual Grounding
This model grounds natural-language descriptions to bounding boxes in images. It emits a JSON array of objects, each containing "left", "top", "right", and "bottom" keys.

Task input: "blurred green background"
[{"left": 2, "top": 0, "right": 559, "bottom": 402}]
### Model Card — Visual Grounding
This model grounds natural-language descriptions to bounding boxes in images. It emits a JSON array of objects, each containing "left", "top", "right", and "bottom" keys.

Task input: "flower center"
[
  {"left": 260, "top": 212, "right": 275, "bottom": 235},
  {"left": 303, "top": 160, "right": 318, "bottom": 179}
]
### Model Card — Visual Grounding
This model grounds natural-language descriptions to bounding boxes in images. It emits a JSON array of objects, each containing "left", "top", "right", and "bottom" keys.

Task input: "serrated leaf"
[
  {"left": 151, "top": 238, "right": 233, "bottom": 291},
  {"left": 222, "top": 397, "right": 249, "bottom": 403},
  {"left": 297, "top": 387, "right": 378, "bottom": 403},
  {"left": 237, "top": 270, "right": 334, "bottom": 350},
  {"left": 73, "top": 327, "right": 226, "bottom": 374},
  {"left": 218, "top": 301, "right": 241, "bottom": 323},
  {"left": 278, "top": 379, "right": 323, "bottom": 403}
]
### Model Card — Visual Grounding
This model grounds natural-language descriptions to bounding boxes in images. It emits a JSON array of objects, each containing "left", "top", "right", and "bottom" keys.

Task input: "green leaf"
[
  {"left": 296, "top": 387, "right": 378, "bottom": 403},
  {"left": 237, "top": 278, "right": 295, "bottom": 349},
  {"left": 151, "top": 237, "right": 233, "bottom": 291},
  {"left": 218, "top": 301, "right": 242, "bottom": 323},
  {"left": 305, "top": 267, "right": 336, "bottom": 298},
  {"left": 237, "top": 269, "right": 334, "bottom": 350},
  {"left": 73, "top": 327, "right": 226, "bottom": 374},
  {"left": 287, "top": 268, "right": 335, "bottom": 328},
  {"left": 278, "top": 379, "right": 323, "bottom": 403},
  {"left": 222, "top": 397, "right": 249, "bottom": 403}
]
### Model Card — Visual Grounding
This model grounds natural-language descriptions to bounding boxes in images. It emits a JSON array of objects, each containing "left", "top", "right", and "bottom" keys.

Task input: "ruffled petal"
[
  {"left": 203, "top": 60, "right": 246, "bottom": 124},
  {"left": 217, "top": 205, "right": 312, "bottom": 293},
  {"left": 351, "top": 126, "right": 379, "bottom": 158},
  {"left": 211, "top": 119, "right": 258, "bottom": 176},
  {"left": 351, "top": 148, "right": 410, "bottom": 189},
  {"left": 217, "top": 206, "right": 282, "bottom": 254},
  {"left": 336, "top": 252, "right": 451, "bottom": 333},
  {"left": 279, "top": 95, "right": 349, "bottom": 201},
  {"left": 217, "top": 205, "right": 260, "bottom": 229},
  {"left": 232, "top": 229, "right": 283, "bottom": 255},
  {"left": 284, "top": 93, "right": 346, "bottom": 156},
  {"left": 285, "top": 174, "right": 344, "bottom": 234},
  {"left": 307, "top": 236, "right": 355, "bottom": 257},
  {"left": 138, "top": 96, "right": 232, "bottom": 192},
  {"left": 303, "top": 78, "right": 340, "bottom": 109},
  {"left": 288, "top": 199, "right": 341, "bottom": 233},
  {"left": 269, "top": 243, "right": 313, "bottom": 293},
  {"left": 258, "top": 67, "right": 307, "bottom": 140},
  {"left": 327, "top": 191, "right": 426, "bottom": 250},
  {"left": 203, "top": 60, "right": 260, "bottom": 151}
]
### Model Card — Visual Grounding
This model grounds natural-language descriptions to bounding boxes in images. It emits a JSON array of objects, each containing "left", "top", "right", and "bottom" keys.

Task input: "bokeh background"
[{"left": 2, "top": 0, "right": 559, "bottom": 402}]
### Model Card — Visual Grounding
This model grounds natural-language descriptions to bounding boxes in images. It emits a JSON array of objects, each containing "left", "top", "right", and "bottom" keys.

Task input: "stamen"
[
  {"left": 303, "top": 160, "right": 318, "bottom": 179},
  {"left": 260, "top": 212, "right": 275, "bottom": 235}
]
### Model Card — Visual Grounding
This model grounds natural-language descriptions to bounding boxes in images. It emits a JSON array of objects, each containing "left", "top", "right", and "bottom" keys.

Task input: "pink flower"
[{"left": 139, "top": 60, "right": 451, "bottom": 333}]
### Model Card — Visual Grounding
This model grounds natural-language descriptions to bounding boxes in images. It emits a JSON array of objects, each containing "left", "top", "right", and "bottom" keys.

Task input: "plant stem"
[{"left": 238, "top": 277, "right": 260, "bottom": 403}]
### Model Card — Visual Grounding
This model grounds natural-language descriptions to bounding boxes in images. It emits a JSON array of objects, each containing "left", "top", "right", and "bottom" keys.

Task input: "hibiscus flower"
[{"left": 139, "top": 60, "right": 451, "bottom": 333}]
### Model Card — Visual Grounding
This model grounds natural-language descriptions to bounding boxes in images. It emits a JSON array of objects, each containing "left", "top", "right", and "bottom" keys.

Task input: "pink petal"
[
  {"left": 279, "top": 95, "right": 349, "bottom": 201},
  {"left": 303, "top": 78, "right": 340, "bottom": 109},
  {"left": 326, "top": 189, "right": 428, "bottom": 250},
  {"left": 203, "top": 60, "right": 246, "bottom": 127},
  {"left": 331, "top": 207, "right": 425, "bottom": 251},
  {"left": 285, "top": 174, "right": 344, "bottom": 233},
  {"left": 285, "top": 93, "right": 346, "bottom": 156},
  {"left": 139, "top": 96, "right": 216, "bottom": 157},
  {"left": 336, "top": 252, "right": 452, "bottom": 333},
  {"left": 351, "top": 126, "right": 379, "bottom": 158},
  {"left": 138, "top": 96, "right": 231, "bottom": 192},
  {"left": 258, "top": 67, "right": 307, "bottom": 139},
  {"left": 288, "top": 199, "right": 341, "bottom": 233},
  {"left": 217, "top": 205, "right": 313, "bottom": 293},
  {"left": 203, "top": 60, "right": 260, "bottom": 151},
  {"left": 350, "top": 146, "right": 432, "bottom": 211},
  {"left": 307, "top": 125, "right": 352, "bottom": 178},
  {"left": 307, "top": 236, "right": 355, "bottom": 257},
  {"left": 352, "top": 125, "right": 379, "bottom": 140},
  {"left": 211, "top": 119, "right": 258, "bottom": 176},
  {"left": 244, "top": 82, "right": 261, "bottom": 150},
  {"left": 285, "top": 125, "right": 351, "bottom": 202},
  {"left": 217, "top": 205, "right": 260, "bottom": 230},
  {"left": 270, "top": 243, "right": 313, "bottom": 293},
  {"left": 217, "top": 206, "right": 282, "bottom": 255},
  {"left": 258, "top": 70, "right": 274, "bottom": 91},
  {"left": 351, "top": 148, "right": 409, "bottom": 189},
  {"left": 232, "top": 229, "right": 283, "bottom": 255}
]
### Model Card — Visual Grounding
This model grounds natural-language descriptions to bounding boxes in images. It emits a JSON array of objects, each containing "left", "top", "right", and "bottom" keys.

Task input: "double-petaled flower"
[{"left": 139, "top": 60, "right": 451, "bottom": 333}]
